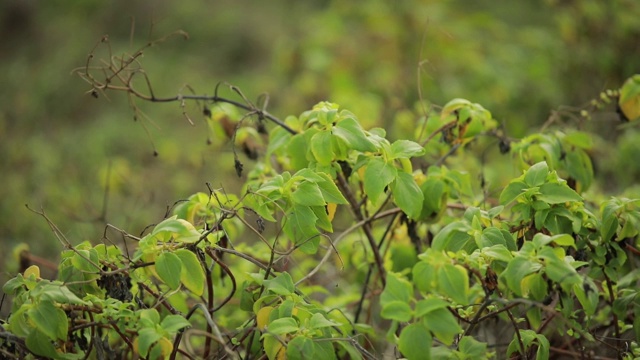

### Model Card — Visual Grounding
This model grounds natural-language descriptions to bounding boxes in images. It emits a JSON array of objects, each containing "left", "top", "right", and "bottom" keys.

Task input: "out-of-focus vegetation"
[{"left": 1, "top": 0, "right": 638, "bottom": 274}]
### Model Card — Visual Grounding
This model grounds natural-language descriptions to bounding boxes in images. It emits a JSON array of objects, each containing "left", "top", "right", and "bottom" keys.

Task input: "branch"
[{"left": 335, "top": 172, "right": 387, "bottom": 286}]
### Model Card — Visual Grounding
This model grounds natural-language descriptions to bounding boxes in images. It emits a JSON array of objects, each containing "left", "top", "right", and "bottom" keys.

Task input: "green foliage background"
[{"left": 1, "top": 0, "right": 639, "bottom": 279}]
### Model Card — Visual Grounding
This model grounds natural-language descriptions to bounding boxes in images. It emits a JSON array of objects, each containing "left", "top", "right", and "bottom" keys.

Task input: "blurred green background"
[{"left": 1, "top": 0, "right": 639, "bottom": 275}]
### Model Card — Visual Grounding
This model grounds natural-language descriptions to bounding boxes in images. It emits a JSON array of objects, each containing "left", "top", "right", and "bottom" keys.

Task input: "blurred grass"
[{"left": 0, "top": 0, "right": 638, "bottom": 275}]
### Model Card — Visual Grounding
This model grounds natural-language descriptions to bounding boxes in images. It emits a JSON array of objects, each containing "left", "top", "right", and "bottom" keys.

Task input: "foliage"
[
  {"left": 2, "top": 38, "right": 640, "bottom": 358},
  {"left": 3, "top": 0, "right": 640, "bottom": 268},
  {"left": 2, "top": 2, "right": 640, "bottom": 357}
]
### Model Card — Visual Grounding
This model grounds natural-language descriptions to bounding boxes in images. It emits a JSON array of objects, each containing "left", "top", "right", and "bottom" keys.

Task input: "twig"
[{"left": 335, "top": 172, "right": 387, "bottom": 286}]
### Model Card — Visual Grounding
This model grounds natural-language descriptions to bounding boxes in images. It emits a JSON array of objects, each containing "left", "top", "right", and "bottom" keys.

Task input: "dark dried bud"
[
  {"left": 257, "top": 217, "right": 266, "bottom": 233},
  {"left": 499, "top": 138, "right": 511, "bottom": 154},
  {"left": 234, "top": 159, "right": 244, "bottom": 177}
]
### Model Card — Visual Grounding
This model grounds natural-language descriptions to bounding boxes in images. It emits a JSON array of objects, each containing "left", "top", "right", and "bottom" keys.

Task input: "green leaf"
[
  {"left": 563, "top": 131, "right": 593, "bottom": 149},
  {"left": 482, "top": 245, "right": 514, "bottom": 262},
  {"left": 564, "top": 149, "right": 593, "bottom": 191},
  {"left": 161, "top": 314, "right": 191, "bottom": 334},
  {"left": 502, "top": 257, "right": 542, "bottom": 296},
  {"left": 535, "top": 334, "right": 550, "bottom": 360},
  {"left": 139, "top": 308, "right": 161, "bottom": 326},
  {"left": 288, "top": 336, "right": 337, "bottom": 360},
  {"left": 71, "top": 249, "right": 100, "bottom": 272},
  {"left": 479, "top": 227, "right": 513, "bottom": 248},
  {"left": 174, "top": 249, "right": 205, "bottom": 296},
  {"left": 28, "top": 300, "right": 68, "bottom": 341},
  {"left": 524, "top": 162, "right": 549, "bottom": 187},
  {"left": 286, "top": 336, "right": 314, "bottom": 360},
  {"left": 336, "top": 341, "right": 363, "bottom": 360},
  {"left": 264, "top": 272, "right": 295, "bottom": 296},
  {"left": 151, "top": 217, "right": 200, "bottom": 243},
  {"left": 137, "top": 327, "right": 163, "bottom": 357},
  {"left": 267, "top": 317, "right": 299, "bottom": 335},
  {"left": 437, "top": 264, "right": 469, "bottom": 304},
  {"left": 391, "top": 171, "right": 424, "bottom": 219},
  {"left": 389, "top": 140, "right": 425, "bottom": 159},
  {"left": 398, "top": 323, "right": 432, "bottom": 360},
  {"left": 283, "top": 205, "right": 321, "bottom": 254},
  {"left": 26, "top": 329, "right": 61, "bottom": 359},
  {"left": 574, "top": 280, "right": 598, "bottom": 316},
  {"left": 521, "top": 273, "right": 548, "bottom": 301},
  {"left": 293, "top": 168, "right": 326, "bottom": 183},
  {"left": 287, "top": 133, "right": 312, "bottom": 170},
  {"left": 291, "top": 181, "right": 326, "bottom": 207},
  {"left": 412, "top": 261, "right": 436, "bottom": 292},
  {"left": 431, "top": 221, "right": 473, "bottom": 252},
  {"left": 308, "top": 313, "right": 340, "bottom": 329},
  {"left": 423, "top": 308, "right": 462, "bottom": 346},
  {"left": 619, "top": 74, "right": 640, "bottom": 103},
  {"left": 363, "top": 157, "right": 396, "bottom": 203},
  {"left": 312, "top": 341, "right": 336, "bottom": 360},
  {"left": 541, "top": 257, "right": 581, "bottom": 290},
  {"left": 415, "top": 298, "right": 449, "bottom": 318},
  {"left": 537, "top": 183, "right": 582, "bottom": 204},
  {"left": 380, "top": 272, "right": 412, "bottom": 306},
  {"left": 458, "top": 336, "right": 488, "bottom": 359},
  {"left": 550, "top": 234, "right": 575, "bottom": 247},
  {"left": 419, "top": 176, "right": 447, "bottom": 221},
  {"left": 602, "top": 214, "right": 619, "bottom": 245},
  {"left": 266, "top": 126, "right": 292, "bottom": 157},
  {"left": 500, "top": 180, "right": 528, "bottom": 205},
  {"left": 381, "top": 300, "right": 413, "bottom": 322},
  {"left": 155, "top": 252, "right": 182, "bottom": 290},
  {"left": 37, "top": 283, "right": 87, "bottom": 305},
  {"left": 311, "top": 205, "right": 333, "bottom": 232},
  {"left": 315, "top": 172, "right": 348, "bottom": 204},
  {"left": 311, "top": 130, "right": 334, "bottom": 166},
  {"left": 3, "top": 275, "right": 26, "bottom": 294},
  {"left": 332, "top": 116, "right": 376, "bottom": 152}
]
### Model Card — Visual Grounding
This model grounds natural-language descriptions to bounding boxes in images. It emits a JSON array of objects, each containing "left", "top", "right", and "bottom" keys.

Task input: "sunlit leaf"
[
  {"left": 398, "top": 323, "right": 431, "bottom": 360},
  {"left": 537, "top": 183, "right": 582, "bottom": 204},
  {"left": 308, "top": 313, "right": 340, "bottom": 329},
  {"left": 136, "top": 328, "right": 163, "bottom": 358},
  {"left": 25, "top": 329, "right": 61, "bottom": 359},
  {"left": 264, "top": 272, "right": 295, "bottom": 296},
  {"left": 524, "top": 161, "right": 548, "bottom": 187},
  {"left": 381, "top": 300, "right": 413, "bottom": 322},
  {"left": 437, "top": 264, "right": 469, "bottom": 305},
  {"left": 414, "top": 298, "right": 449, "bottom": 318},
  {"left": 380, "top": 272, "right": 412, "bottom": 306},
  {"left": 311, "top": 130, "right": 334, "bottom": 166},
  {"left": 161, "top": 314, "right": 191, "bottom": 334},
  {"left": 174, "top": 249, "right": 205, "bottom": 296},
  {"left": 332, "top": 116, "right": 376, "bottom": 152},
  {"left": 500, "top": 180, "right": 528, "bottom": 205},
  {"left": 28, "top": 300, "right": 67, "bottom": 341},
  {"left": 291, "top": 181, "right": 325, "bottom": 207},
  {"left": 363, "top": 157, "right": 396, "bottom": 204},
  {"left": 389, "top": 140, "right": 425, "bottom": 159},
  {"left": 155, "top": 252, "right": 182, "bottom": 290},
  {"left": 423, "top": 308, "right": 462, "bottom": 346},
  {"left": 283, "top": 205, "right": 321, "bottom": 254},
  {"left": 391, "top": 171, "right": 424, "bottom": 219},
  {"left": 267, "top": 317, "right": 299, "bottom": 335}
]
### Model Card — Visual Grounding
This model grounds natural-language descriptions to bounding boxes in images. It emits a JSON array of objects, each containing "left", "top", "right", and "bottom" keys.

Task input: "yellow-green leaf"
[
  {"left": 175, "top": 249, "right": 205, "bottom": 296},
  {"left": 155, "top": 252, "right": 182, "bottom": 290}
]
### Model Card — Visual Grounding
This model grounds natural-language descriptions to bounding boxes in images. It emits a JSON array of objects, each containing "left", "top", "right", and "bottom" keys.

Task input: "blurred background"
[{"left": 1, "top": 0, "right": 639, "bottom": 278}]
